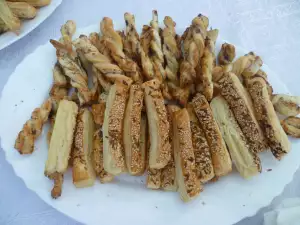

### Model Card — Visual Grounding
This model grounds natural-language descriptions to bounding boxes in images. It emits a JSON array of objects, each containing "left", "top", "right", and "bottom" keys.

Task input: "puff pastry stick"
[
  {"left": 272, "top": 94, "right": 300, "bottom": 117},
  {"left": 15, "top": 98, "right": 52, "bottom": 154},
  {"left": 92, "top": 131, "right": 114, "bottom": 183},
  {"left": 192, "top": 93, "right": 232, "bottom": 177},
  {"left": 160, "top": 105, "right": 180, "bottom": 191},
  {"left": 218, "top": 72, "right": 266, "bottom": 155},
  {"left": 142, "top": 79, "right": 171, "bottom": 169},
  {"left": 248, "top": 77, "right": 290, "bottom": 160},
  {"left": 173, "top": 108, "right": 202, "bottom": 202},
  {"left": 217, "top": 43, "right": 236, "bottom": 65},
  {"left": 91, "top": 102, "right": 106, "bottom": 126},
  {"left": 187, "top": 104, "right": 214, "bottom": 183},
  {"left": 123, "top": 84, "right": 146, "bottom": 175},
  {"left": 72, "top": 109, "right": 96, "bottom": 188},
  {"left": 211, "top": 96, "right": 261, "bottom": 178},
  {"left": 103, "top": 82, "right": 129, "bottom": 175},
  {"left": 100, "top": 17, "right": 142, "bottom": 83},
  {"left": 140, "top": 25, "right": 155, "bottom": 80}
]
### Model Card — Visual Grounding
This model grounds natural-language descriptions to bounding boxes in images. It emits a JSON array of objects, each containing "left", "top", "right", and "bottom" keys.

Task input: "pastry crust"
[
  {"left": 248, "top": 77, "right": 290, "bottom": 160},
  {"left": 15, "top": 98, "right": 52, "bottom": 154},
  {"left": 91, "top": 102, "right": 106, "bottom": 126},
  {"left": 173, "top": 108, "right": 202, "bottom": 202},
  {"left": 45, "top": 100, "right": 78, "bottom": 176},
  {"left": 218, "top": 73, "right": 266, "bottom": 155},
  {"left": 72, "top": 109, "right": 96, "bottom": 188},
  {"left": 192, "top": 93, "right": 232, "bottom": 177},
  {"left": 103, "top": 82, "right": 128, "bottom": 175},
  {"left": 160, "top": 105, "right": 181, "bottom": 191},
  {"left": 92, "top": 131, "right": 114, "bottom": 183},
  {"left": 217, "top": 43, "right": 236, "bottom": 65},
  {"left": 142, "top": 79, "right": 171, "bottom": 169},
  {"left": 123, "top": 84, "right": 146, "bottom": 175},
  {"left": 211, "top": 96, "right": 260, "bottom": 178},
  {"left": 186, "top": 104, "right": 214, "bottom": 183}
]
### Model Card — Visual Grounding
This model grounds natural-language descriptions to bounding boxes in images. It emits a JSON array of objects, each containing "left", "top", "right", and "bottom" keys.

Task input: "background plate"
[
  {"left": 0, "top": 24, "right": 299, "bottom": 225},
  {"left": 0, "top": 0, "right": 62, "bottom": 50}
]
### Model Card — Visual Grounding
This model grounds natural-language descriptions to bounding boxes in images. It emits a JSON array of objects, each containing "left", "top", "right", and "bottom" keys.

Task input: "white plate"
[
  {"left": 0, "top": 24, "right": 299, "bottom": 225},
  {"left": 0, "top": 0, "right": 62, "bottom": 50}
]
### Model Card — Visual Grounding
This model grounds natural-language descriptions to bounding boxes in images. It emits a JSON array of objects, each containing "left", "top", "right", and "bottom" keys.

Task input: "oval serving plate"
[
  {"left": 0, "top": 0, "right": 62, "bottom": 50},
  {"left": 0, "top": 23, "right": 299, "bottom": 225}
]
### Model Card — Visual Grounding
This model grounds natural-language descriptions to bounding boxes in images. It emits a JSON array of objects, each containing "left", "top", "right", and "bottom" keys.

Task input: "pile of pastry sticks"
[
  {"left": 14, "top": 11, "right": 300, "bottom": 202},
  {"left": 0, "top": 0, "right": 51, "bottom": 34}
]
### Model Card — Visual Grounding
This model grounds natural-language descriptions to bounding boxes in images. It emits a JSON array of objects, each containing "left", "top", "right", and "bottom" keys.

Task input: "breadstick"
[
  {"left": 103, "top": 82, "right": 129, "bottom": 175},
  {"left": 91, "top": 102, "right": 106, "bottom": 126},
  {"left": 218, "top": 43, "right": 236, "bottom": 65},
  {"left": 199, "top": 29, "right": 219, "bottom": 101},
  {"left": 192, "top": 93, "right": 232, "bottom": 177},
  {"left": 89, "top": 32, "right": 114, "bottom": 62},
  {"left": 72, "top": 109, "right": 96, "bottom": 188},
  {"left": 248, "top": 77, "right": 290, "bottom": 160},
  {"left": 100, "top": 17, "right": 142, "bottom": 83},
  {"left": 187, "top": 104, "right": 214, "bottom": 183},
  {"left": 140, "top": 25, "right": 155, "bottom": 80},
  {"left": 211, "top": 96, "right": 260, "bottom": 178},
  {"left": 142, "top": 79, "right": 171, "bottom": 169},
  {"left": 15, "top": 98, "right": 52, "bottom": 154},
  {"left": 160, "top": 105, "right": 180, "bottom": 191},
  {"left": 92, "top": 130, "right": 114, "bottom": 183},
  {"left": 123, "top": 84, "right": 146, "bottom": 175},
  {"left": 173, "top": 108, "right": 202, "bottom": 202},
  {"left": 218, "top": 72, "right": 265, "bottom": 156},
  {"left": 272, "top": 94, "right": 300, "bottom": 117}
]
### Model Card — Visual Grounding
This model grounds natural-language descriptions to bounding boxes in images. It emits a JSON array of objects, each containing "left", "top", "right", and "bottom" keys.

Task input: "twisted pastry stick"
[
  {"left": 100, "top": 17, "right": 142, "bottom": 83},
  {"left": 218, "top": 43, "right": 236, "bottom": 65},
  {"left": 15, "top": 98, "right": 52, "bottom": 154},
  {"left": 51, "top": 40, "right": 92, "bottom": 106},
  {"left": 140, "top": 25, "right": 155, "bottom": 80},
  {"left": 162, "top": 16, "right": 181, "bottom": 84},
  {"left": 73, "top": 36, "right": 133, "bottom": 88},
  {"left": 89, "top": 32, "right": 114, "bottom": 62}
]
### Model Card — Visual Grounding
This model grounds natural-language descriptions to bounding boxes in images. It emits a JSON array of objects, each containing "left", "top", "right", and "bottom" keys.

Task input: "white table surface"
[{"left": 1, "top": 0, "right": 300, "bottom": 224}]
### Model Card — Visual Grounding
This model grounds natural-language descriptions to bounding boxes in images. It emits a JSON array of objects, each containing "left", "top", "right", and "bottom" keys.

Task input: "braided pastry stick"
[
  {"left": 100, "top": 17, "right": 142, "bottom": 83},
  {"left": 199, "top": 29, "right": 219, "bottom": 101},
  {"left": 140, "top": 25, "right": 155, "bottom": 80},
  {"left": 73, "top": 36, "right": 133, "bottom": 89},
  {"left": 15, "top": 98, "right": 52, "bottom": 154},
  {"left": 180, "top": 14, "right": 208, "bottom": 87}
]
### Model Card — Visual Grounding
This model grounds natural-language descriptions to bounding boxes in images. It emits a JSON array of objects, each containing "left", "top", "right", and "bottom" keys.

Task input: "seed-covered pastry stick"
[
  {"left": 7, "top": 0, "right": 51, "bottom": 7},
  {"left": 0, "top": 0, "right": 21, "bottom": 32},
  {"left": 211, "top": 96, "right": 260, "bottom": 178},
  {"left": 161, "top": 105, "right": 180, "bottom": 191},
  {"left": 142, "top": 79, "right": 171, "bottom": 169},
  {"left": 100, "top": 17, "right": 142, "bottom": 83},
  {"left": 123, "top": 84, "right": 146, "bottom": 175},
  {"left": 218, "top": 72, "right": 266, "bottom": 156},
  {"left": 72, "top": 109, "right": 96, "bottom": 188},
  {"left": 15, "top": 98, "right": 52, "bottom": 154},
  {"left": 248, "top": 77, "right": 290, "bottom": 160},
  {"left": 192, "top": 93, "right": 232, "bottom": 177},
  {"left": 186, "top": 104, "right": 214, "bottom": 183},
  {"left": 92, "top": 130, "right": 114, "bottom": 183},
  {"left": 218, "top": 43, "right": 236, "bottom": 65},
  {"left": 45, "top": 100, "right": 78, "bottom": 198},
  {"left": 272, "top": 94, "right": 300, "bottom": 117},
  {"left": 103, "top": 82, "right": 129, "bottom": 175},
  {"left": 7, "top": 2, "right": 37, "bottom": 19},
  {"left": 173, "top": 108, "right": 202, "bottom": 202},
  {"left": 199, "top": 29, "right": 219, "bottom": 101}
]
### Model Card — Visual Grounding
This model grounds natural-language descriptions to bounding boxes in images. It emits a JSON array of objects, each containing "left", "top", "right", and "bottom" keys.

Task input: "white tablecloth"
[{"left": 1, "top": 0, "right": 300, "bottom": 224}]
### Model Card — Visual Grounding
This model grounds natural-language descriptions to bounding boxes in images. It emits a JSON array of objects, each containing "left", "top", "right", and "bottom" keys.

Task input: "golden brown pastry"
[
  {"left": 103, "top": 82, "right": 129, "bottom": 175},
  {"left": 142, "top": 79, "right": 171, "bottom": 169},
  {"left": 281, "top": 117, "right": 300, "bottom": 138},
  {"left": 123, "top": 84, "right": 146, "bottom": 175},
  {"left": 15, "top": 98, "right": 52, "bottom": 154},
  {"left": 186, "top": 104, "right": 214, "bottom": 183},
  {"left": 72, "top": 109, "right": 96, "bottom": 188},
  {"left": 217, "top": 72, "right": 266, "bottom": 156},
  {"left": 92, "top": 131, "right": 114, "bottom": 183},
  {"left": 211, "top": 96, "right": 260, "bottom": 178},
  {"left": 173, "top": 108, "right": 202, "bottom": 202},
  {"left": 272, "top": 94, "right": 300, "bottom": 117},
  {"left": 192, "top": 93, "right": 232, "bottom": 177},
  {"left": 91, "top": 102, "right": 106, "bottom": 126},
  {"left": 160, "top": 105, "right": 180, "bottom": 191},
  {"left": 248, "top": 77, "right": 290, "bottom": 160},
  {"left": 218, "top": 43, "right": 236, "bottom": 65}
]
